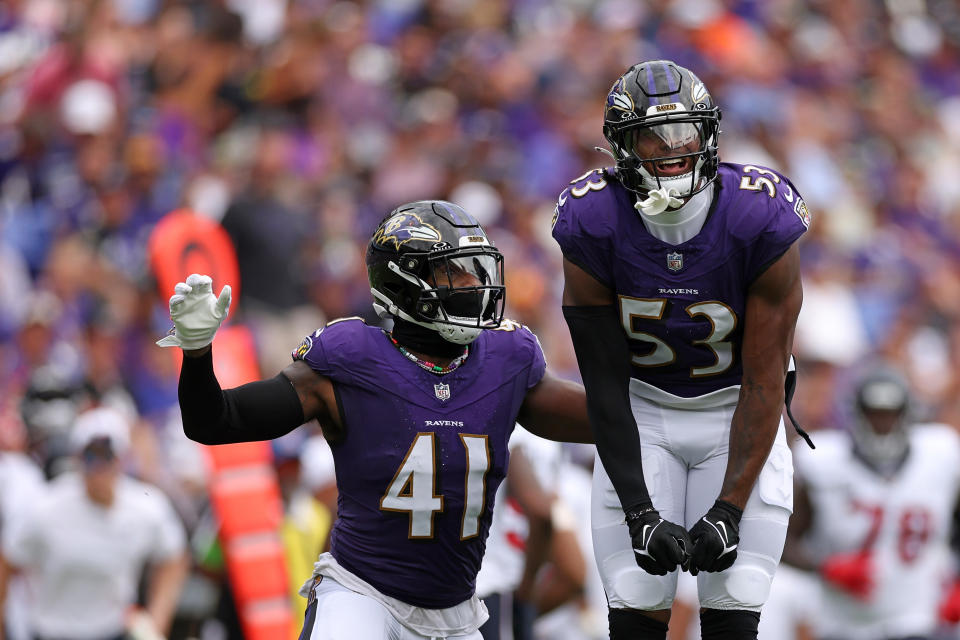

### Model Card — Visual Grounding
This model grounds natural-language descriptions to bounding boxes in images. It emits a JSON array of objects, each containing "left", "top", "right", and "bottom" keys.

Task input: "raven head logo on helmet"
[
  {"left": 606, "top": 76, "right": 637, "bottom": 118},
  {"left": 366, "top": 201, "right": 505, "bottom": 345},
  {"left": 373, "top": 213, "right": 442, "bottom": 249},
  {"left": 602, "top": 60, "right": 722, "bottom": 206}
]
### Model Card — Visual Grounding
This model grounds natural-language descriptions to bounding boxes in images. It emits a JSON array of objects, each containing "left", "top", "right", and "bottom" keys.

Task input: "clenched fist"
[
  {"left": 626, "top": 506, "right": 691, "bottom": 575},
  {"left": 688, "top": 500, "right": 742, "bottom": 576}
]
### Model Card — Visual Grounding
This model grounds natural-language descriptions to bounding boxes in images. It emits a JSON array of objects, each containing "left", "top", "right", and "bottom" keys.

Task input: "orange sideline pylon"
[{"left": 149, "top": 210, "right": 295, "bottom": 640}]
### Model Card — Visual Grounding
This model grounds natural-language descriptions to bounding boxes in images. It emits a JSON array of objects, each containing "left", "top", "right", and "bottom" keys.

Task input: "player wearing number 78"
[
  {"left": 158, "top": 200, "right": 592, "bottom": 640},
  {"left": 783, "top": 366, "right": 960, "bottom": 640},
  {"left": 552, "top": 60, "right": 810, "bottom": 639}
]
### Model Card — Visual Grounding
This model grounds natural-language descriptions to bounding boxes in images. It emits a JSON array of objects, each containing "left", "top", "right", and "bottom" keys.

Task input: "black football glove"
[
  {"left": 626, "top": 505, "right": 692, "bottom": 575},
  {"left": 688, "top": 499, "right": 742, "bottom": 576}
]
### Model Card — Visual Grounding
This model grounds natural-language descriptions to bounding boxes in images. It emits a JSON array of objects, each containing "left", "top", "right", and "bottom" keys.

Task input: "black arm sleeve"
[
  {"left": 562, "top": 304, "right": 652, "bottom": 513},
  {"left": 179, "top": 349, "right": 306, "bottom": 445}
]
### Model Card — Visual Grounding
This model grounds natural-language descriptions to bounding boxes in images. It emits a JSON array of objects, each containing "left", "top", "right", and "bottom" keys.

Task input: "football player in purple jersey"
[
  {"left": 158, "top": 200, "right": 593, "bottom": 640},
  {"left": 552, "top": 60, "right": 811, "bottom": 639}
]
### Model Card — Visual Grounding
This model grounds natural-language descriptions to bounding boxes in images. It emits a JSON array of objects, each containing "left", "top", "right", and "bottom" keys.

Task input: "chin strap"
[{"left": 635, "top": 187, "right": 684, "bottom": 216}]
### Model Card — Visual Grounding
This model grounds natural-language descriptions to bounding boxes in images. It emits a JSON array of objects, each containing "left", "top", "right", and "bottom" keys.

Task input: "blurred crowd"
[{"left": 2, "top": 0, "right": 960, "bottom": 638}]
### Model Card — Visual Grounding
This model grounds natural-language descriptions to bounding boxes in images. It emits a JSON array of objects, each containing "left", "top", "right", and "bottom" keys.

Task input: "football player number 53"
[
  {"left": 739, "top": 165, "right": 780, "bottom": 198},
  {"left": 380, "top": 433, "right": 490, "bottom": 540},
  {"left": 620, "top": 297, "right": 738, "bottom": 377}
]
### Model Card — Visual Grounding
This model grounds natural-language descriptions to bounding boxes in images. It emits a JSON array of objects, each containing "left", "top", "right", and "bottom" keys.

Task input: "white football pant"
[
  {"left": 592, "top": 392, "right": 794, "bottom": 612},
  {"left": 302, "top": 576, "right": 484, "bottom": 640}
]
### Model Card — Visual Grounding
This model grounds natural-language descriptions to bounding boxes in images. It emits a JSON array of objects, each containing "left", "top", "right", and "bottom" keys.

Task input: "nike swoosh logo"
[
  {"left": 557, "top": 190, "right": 568, "bottom": 207},
  {"left": 716, "top": 521, "right": 728, "bottom": 543},
  {"left": 704, "top": 518, "right": 738, "bottom": 556},
  {"left": 632, "top": 520, "right": 662, "bottom": 557},
  {"left": 642, "top": 523, "right": 655, "bottom": 546}
]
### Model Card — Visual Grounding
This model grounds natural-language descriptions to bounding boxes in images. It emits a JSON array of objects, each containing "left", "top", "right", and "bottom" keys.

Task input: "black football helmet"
[
  {"left": 850, "top": 365, "right": 912, "bottom": 474},
  {"left": 602, "top": 60, "right": 721, "bottom": 199},
  {"left": 366, "top": 200, "right": 505, "bottom": 344}
]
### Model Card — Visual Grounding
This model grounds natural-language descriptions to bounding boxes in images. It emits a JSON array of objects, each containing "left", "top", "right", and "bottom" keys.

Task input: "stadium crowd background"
[{"left": 2, "top": 0, "right": 960, "bottom": 638}]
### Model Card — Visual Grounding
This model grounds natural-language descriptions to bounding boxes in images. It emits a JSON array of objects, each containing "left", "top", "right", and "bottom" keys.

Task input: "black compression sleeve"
[
  {"left": 562, "top": 305, "right": 652, "bottom": 512},
  {"left": 179, "top": 349, "right": 306, "bottom": 445}
]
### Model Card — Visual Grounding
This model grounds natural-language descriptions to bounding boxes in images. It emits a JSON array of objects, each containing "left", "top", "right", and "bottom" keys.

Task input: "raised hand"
[{"left": 156, "top": 274, "right": 232, "bottom": 350}]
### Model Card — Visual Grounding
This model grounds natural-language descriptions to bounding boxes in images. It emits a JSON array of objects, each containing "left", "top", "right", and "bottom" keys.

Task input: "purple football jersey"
[
  {"left": 552, "top": 163, "right": 808, "bottom": 397},
  {"left": 292, "top": 318, "right": 546, "bottom": 608}
]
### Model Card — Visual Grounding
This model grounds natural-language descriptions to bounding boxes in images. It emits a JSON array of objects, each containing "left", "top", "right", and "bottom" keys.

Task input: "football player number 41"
[{"left": 380, "top": 433, "right": 490, "bottom": 540}]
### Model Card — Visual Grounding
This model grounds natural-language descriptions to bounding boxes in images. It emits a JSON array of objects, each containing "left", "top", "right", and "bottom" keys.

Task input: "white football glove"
[{"left": 156, "top": 274, "right": 232, "bottom": 350}]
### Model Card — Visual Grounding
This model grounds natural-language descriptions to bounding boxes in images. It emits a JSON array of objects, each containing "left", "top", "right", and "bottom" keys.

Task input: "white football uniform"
[
  {"left": 301, "top": 561, "right": 485, "bottom": 640},
  {"left": 793, "top": 424, "right": 960, "bottom": 640},
  {"left": 591, "top": 386, "right": 794, "bottom": 612}
]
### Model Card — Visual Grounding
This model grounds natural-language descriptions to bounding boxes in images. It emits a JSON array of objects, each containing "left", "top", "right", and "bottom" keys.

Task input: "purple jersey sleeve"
[
  {"left": 521, "top": 324, "right": 547, "bottom": 390},
  {"left": 292, "top": 329, "right": 327, "bottom": 368},
  {"left": 478, "top": 319, "right": 547, "bottom": 391},
  {"left": 741, "top": 168, "right": 810, "bottom": 281},
  {"left": 551, "top": 168, "right": 619, "bottom": 288},
  {"left": 291, "top": 317, "right": 368, "bottom": 384}
]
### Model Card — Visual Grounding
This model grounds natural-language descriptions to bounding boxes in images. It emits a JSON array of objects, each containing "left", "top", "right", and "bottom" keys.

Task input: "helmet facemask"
[
  {"left": 371, "top": 246, "right": 505, "bottom": 345},
  {"left": 606, "top": 111, "right": 720, "bottom": 203}
]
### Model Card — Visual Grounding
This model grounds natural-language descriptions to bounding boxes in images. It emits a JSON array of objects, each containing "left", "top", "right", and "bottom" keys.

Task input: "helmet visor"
[
  {"left": 424, "top": 250, "right": 505, "bottom": 328},
  {"left": 628, "top": 122, "right": 703, "bottom": 161}
]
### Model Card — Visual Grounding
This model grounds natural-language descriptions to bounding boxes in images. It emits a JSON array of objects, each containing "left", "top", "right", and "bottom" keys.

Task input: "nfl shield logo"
[
  {"left": 434, "top": 383, "right": 451, "bottom": 402},
  {"left": 667, "top": 252, "right": 683, "bottom": 272}
]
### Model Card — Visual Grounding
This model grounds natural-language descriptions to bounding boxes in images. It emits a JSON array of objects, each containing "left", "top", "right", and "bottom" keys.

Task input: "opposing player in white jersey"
[{"left": 783, "top": 366, "right": 960, "bottom": 640}]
